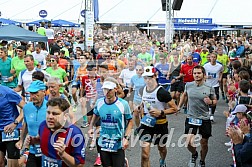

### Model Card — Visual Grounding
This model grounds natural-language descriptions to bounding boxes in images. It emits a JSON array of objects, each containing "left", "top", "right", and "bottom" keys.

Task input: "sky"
[{"left": 0, "top": 0, "right": 251, "bottom": 25}]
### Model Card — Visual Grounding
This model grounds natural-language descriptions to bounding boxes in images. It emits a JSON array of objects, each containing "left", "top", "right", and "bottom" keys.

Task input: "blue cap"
[
  {"left": 65, "top": 42, "right": 70, "bottom": 46},
  {"left": 27, "top": 80, "right": 46, "bottom": 93}
]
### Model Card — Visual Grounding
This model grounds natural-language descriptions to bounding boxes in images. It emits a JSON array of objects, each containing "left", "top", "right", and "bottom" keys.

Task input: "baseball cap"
[
  {"left": 98, "top": 48, "right": 106, "bottom": 53},
  {"left": 232, "top": 104, "right": 247, "bottom": 114},
  {"left": 64, "top": 42, "right": 70, "bottom": 46},
  {"left": 27, "top": 80, "right": 46, "bottom": 93},
  {"left": 101, "top": 81, "right": 117, "bottom": 90},
  {"left": 142, "top": 66, "right": 155, "bottom": 77},
  {"left": 17, "top": 45, "right": 26, "bottom": 51}
]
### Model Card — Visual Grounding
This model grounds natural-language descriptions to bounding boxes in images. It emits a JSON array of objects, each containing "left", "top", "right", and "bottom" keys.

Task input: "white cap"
[
  {"left": 142, "top": 66, "right": 155, "bottom": 77},
  {"left": 98, "top": 48, "right": 106, "bottom": 53},
  {"left": 232, "top": 104, "right": 247, "bottom": 114},
  {"left": 102, "top": 81, "right": 117, "bottom": 90}
]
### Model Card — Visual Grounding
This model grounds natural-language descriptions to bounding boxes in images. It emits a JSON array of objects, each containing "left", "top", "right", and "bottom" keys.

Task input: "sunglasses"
[
  {"left": 143, "top": 76, "right": 153, "bottom": 80},
  {"left": 49, "top": 59, "right": 56, "bottom": 62},
  {"left": 136, "top": 69, "right": 142, "bottom": 71}
]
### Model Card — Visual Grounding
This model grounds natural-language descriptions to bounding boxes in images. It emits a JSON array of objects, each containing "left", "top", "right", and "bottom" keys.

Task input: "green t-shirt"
[
  {"left": 26, "top": 50, "right": 32, "bottom": 55},
  {"left": 46, "top": 67, "right": 67, "bottom": 93},
  {"left": 11, "top": 57, "right": 38, "bottom": 77},
  {"left": 61, "top": 47, "right": 70, "bottom": 57},
  {"left": 0, "top": 57, "right": 17, "bottom": 88},
  {"left": 37, "top": 27, "right": 46, "bottom": 36},
  {"left": 137, "top": 52, "right": 152, "bottom": 65},
  {"left": 200, "top": 52, "right": 209, "bottom": 66}
]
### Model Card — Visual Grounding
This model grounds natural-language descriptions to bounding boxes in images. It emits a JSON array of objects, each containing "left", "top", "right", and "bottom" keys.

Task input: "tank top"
[
  {"left": 142, "top": 86, "right": 166, "bottom": 114},
  {"left": 170, "top": 62, "right": 181, "bottom": 77}
]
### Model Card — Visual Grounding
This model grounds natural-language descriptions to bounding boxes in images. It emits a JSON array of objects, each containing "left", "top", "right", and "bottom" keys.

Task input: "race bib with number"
[
  {"left": 141, "top": 114, "right": 156, "bottom": 127},
  {"left": 208, "top": 72, "right": 217, "bottom": 78},
  {"left": 188, "top": 118, "right": 202, "bottom": 126},
  {"left": 42, "top": 155, "right": 62, "bottom": 167},
  {"left": 34, "top": 145, "right": 42, "bottom": 157},
  {"left": 1, "top": 129, "right": 19, "bottom": 142},
  {"left": 101, "top": 139, "right": 119, "bottom": 152},
  {"left": 1, "top": 76, "right": 9, "bottom": 82},
  {"left": 25, "top": 92, "right": 30, "bottom": 102},
  {"left": 39, "top": 61, "right": 44, "bottom": 65}
]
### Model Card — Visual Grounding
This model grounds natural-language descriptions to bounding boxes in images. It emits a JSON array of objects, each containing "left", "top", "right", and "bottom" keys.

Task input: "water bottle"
[{"left": 140, "top": 102, "right": 156, "bottom": 127}]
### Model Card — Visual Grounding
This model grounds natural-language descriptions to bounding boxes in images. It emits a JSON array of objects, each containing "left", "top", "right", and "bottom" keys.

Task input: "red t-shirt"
[
  {"left": 81, "top": 75, "right": 100, "bottom": 99},
  {"left": 58, "top": 58, "right": 68, "bottom": 70},
  {"left": 180, "top": 63, "right": 197, "bottom": 83}
]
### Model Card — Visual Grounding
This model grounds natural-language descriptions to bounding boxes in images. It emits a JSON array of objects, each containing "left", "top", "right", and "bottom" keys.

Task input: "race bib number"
[
  {"left": 1, "top": 129, "right": 19, "bottom": 142},
  {"left": 34, "top": 145, "right": 42, "bottom": 157},
  {"left": 188, "top": 118, "right": 202, "bottom": 126},
  {"left": 101, "top": 139, "right": 119, "bottom": 152},
  {"left": 140, "top": 114, "right": 156, "bottom": 127},
  {"left": 25, "top": 92, "right": 30, "bottom": 102},
  {"left": 42, "top": 155, "right": 62, "bottom": 167},
  {"left": 208, "top": 72, "right": 216, "bottom": 78},
  {"left": 39, "top": 61, "right": 44, "bottom": 65},
  {"left": 1, "top": 76, "right": 9, "bottom": 82}
]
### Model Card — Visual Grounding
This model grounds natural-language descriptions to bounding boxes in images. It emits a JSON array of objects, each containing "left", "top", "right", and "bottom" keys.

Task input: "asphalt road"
[{"left": 77, "top": 98, "right": 233, "bottom": 167}]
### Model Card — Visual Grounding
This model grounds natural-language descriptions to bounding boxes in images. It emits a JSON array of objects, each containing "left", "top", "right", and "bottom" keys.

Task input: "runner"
[
  {"left": 16, "top": 80, "right": 47, "bottom": 167},
  {"left": 168, "top": 53, "right": 183, "bottom": 105},
  {"left": 80, "top": 61, "right": 99, "bottom": 128},
  {"left": 88, "top": 78, "right": 133, "bottom": 167},
  {"left": 177, "top": 65, "right": 217, "bottom": 167},
  {"left": 32, "top": 44, "right": 47, "bottom": 70},
  {"left": 130, "top": 64, "right": 145, "bottom": 128},
  {"left": 178, "top": 54, "right": 197, "bottom": 113},
  {"left": 204, "top": 53, "right": 223, "bottom": 121},
  {"left": 0, "top": 47, "right": 17, "bottom": 88},
  {"left": 136, "top": 66, "right": 177, "bottom": 167},
  {"left": 38, "top": 98, "right": 86, "bottom": 167},
  {"left": 0, "top": 85, "right": 25, "bottom": 167},
  {"left": 155, "top": 53, "right": 170, "bottom": 91},
  {"left": 14, "top": 54, "right": 50, "bottom": 102},
  {"left": 217, "top": 46, "right": 229, "bottom": 102}
]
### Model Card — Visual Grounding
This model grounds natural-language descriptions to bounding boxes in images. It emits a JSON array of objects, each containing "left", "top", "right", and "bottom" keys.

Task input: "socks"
[
  {"left": 83, "top": 116, "right": 87, "bottom": 122},
  {"left": 160, "top": 159, "right": 165, "bottom": 165}
]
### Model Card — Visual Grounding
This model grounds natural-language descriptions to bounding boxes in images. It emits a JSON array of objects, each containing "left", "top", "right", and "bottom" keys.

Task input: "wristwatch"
[
  {"left": 161, "top": 110, "right": 165, "bottom": 116},
  {"left": 124, "top": 135, "right": 130, "bottom": 141},
  {"left": 14, "top": 120, "right": 19, "bottom": 125}
]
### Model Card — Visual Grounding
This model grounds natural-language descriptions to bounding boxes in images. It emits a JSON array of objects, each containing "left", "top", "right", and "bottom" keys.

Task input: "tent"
[
  {"left": 0, "top": 18, "right": 21, "bottom": 26},
  {"left": 51, "top": 19, "right": 80, "bottom": 27},
  {"left": 26, "top": 19, "right": 50, "bottom": 26},
  {"left": 0, "top": 25, "right": 48, "bottom": 42}
]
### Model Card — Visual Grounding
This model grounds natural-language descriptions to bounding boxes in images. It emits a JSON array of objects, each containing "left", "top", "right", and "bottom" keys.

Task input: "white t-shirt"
[
  {"left": 204, "top": 62, "right": 223, "bottom": 87},
  {"left": 18, "top": 68, "right": 50, "bottom": 92},
  {"left": 45, "top": 28, "right": 55, "bottom": 39},
  {"left": 32, "top": 51, "right": 47, "bottom": 69},
  {"left": 119, "top": 68, "right": 136, "bottom": 88}
]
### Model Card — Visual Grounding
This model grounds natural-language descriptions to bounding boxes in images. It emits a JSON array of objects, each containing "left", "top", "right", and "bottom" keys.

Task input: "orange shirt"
[
  {"left": 76, "top": 66, "right": 87, "bottom": 81},
  {"left": 58, "top": 58, "right": 68, "bottom": 70}
]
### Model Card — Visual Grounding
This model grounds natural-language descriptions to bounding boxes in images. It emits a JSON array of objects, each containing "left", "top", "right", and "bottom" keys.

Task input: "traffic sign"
[
  {"left": 81, "top": 10, "right": 85, "bottom": 18},
  {"left": 39, "top": 10, "right": 47, "bottom": 18}
]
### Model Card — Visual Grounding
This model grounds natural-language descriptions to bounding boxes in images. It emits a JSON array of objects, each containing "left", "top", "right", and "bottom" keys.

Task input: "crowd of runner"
[{"left": 0, "top": 23, "right": 252, "bottom": 167}]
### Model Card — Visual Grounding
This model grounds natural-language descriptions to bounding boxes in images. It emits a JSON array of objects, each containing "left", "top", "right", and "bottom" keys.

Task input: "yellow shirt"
[{"left": 217, "top": 54, "right": 229, "bottom": 73}]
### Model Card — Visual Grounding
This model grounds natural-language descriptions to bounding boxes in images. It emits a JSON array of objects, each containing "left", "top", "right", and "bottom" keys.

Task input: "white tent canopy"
[{"left": 1, "top": 0, "right": 252, "bottom": 25}]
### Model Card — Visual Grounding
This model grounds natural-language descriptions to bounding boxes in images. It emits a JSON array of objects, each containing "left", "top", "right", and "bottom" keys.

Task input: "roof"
[{"left": 0, "top": 25, "right": 48, "bottom": 42}]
